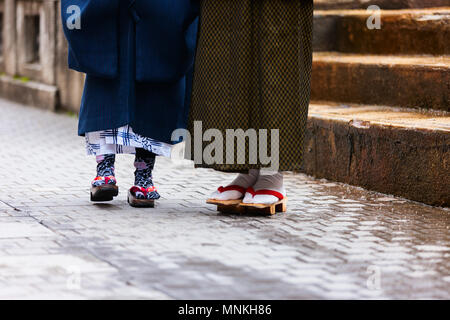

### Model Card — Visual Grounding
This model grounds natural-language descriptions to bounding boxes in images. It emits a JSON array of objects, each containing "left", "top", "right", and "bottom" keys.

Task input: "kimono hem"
[{"left": 85, "top": 125, "right": 172, "bottom": 158}]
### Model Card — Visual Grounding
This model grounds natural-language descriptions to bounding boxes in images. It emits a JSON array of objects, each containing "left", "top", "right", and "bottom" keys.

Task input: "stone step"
[
  {"left": 314, "top": 8, "right": 450, "bottom": 55},
  {"left": 0, "top": 75, "right": 58, "bottom": 111},
  {"left": 314, "top": 0, "right": 450, "bottom": 10},
  {"left": 311, "top": 53, "right": 450, "bottom": 112},
  {"left": 304, "top": 102, "right": 450, "bottom": 207}
]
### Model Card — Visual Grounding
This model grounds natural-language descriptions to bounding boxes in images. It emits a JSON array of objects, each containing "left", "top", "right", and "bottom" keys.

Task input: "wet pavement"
[{"left": 0, "top": 98, "right": 449, "bottom": 299}]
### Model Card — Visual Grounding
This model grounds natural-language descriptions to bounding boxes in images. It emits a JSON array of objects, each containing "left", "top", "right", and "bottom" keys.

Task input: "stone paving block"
[
  {"left": 0, "top": 253, "right": 116, "bottom": 277},
  {"left": 0, "top": 219, "right": 55, "bottom": 238}
]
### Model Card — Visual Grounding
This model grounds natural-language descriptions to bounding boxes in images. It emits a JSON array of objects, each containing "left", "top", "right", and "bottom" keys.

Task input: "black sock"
[
  {"left": 96, "top": 154, "right": 115, "bottom": 177},
  {"left": 134, "top": 149, "right": 156, "bottom": 188}
]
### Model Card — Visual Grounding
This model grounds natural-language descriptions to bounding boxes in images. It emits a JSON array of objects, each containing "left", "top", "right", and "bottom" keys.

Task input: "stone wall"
[
  {"left": 315, "top": 0, "right": 450, "bottom": 9},
  {"left": 0, "top": 0, "right": 84, "bottom": 112}
]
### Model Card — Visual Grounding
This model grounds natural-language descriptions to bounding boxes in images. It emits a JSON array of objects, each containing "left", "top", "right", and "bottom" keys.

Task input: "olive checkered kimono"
[{"left": 189, "top": 0, "right": 314, "bottom": 172}]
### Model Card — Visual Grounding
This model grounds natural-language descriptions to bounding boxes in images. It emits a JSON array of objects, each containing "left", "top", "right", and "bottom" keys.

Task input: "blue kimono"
[{"left": 61, "top": 0, "right": 199, "bottom": 144}]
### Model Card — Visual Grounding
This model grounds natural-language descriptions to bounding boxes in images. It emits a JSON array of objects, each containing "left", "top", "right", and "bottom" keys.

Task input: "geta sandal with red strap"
[
  {"left": 128, "top": 186, "right": 160, "bottom": 208},
  {"left": 207, "top": 185, "right": 247, "bottom": 214},
  {"left": 90, "top": 176, "right": 119, "bottom": 202},
  {"left": 239, "top": 187, "right": 287, "bottom": 215}
]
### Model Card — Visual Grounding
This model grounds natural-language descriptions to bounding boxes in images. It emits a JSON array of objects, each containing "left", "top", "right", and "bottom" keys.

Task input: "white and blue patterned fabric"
[{"left": 86, "top": 125, "right": 172, "bottom": 158}]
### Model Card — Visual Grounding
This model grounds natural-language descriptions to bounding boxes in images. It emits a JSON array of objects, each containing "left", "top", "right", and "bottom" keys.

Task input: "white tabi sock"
[
  {"left": 209, "top": 169, "right": 260, "bottom": 200},
  {"left": 242, "top": 171, "right": 285, "bottom": 204}
]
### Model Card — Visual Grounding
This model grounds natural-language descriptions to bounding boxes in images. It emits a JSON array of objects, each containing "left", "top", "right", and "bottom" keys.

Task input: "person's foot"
[
  {"left": 242, "top": 172, "right": 285, "bottom": 205},
  {"left": 90, "top": 154, "right": 119, "bottom": 202},
  {"left": 209, "top": 169, "right": 259, "bottom": 202},
  {"left": 128, "top": 153, "right": 160, "bottom": 207}
]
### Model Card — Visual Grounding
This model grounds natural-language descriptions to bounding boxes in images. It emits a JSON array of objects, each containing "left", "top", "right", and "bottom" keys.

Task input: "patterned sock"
[
  {"left": 133, "top": 151, "right": 160, "bottom": 200},
  {"left": 209, "top": 169, "right": 260, "bottom": 200},
  {"left": 242, "top": 171, "right": 285, "bottom": 204},
  {"left": 92, "top": 154, "right": 116, "bottom": 187}
]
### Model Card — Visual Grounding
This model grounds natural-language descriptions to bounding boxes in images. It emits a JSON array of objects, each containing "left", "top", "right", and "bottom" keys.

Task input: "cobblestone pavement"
[{"left": 0, "top": 98, "right": 449, "bottom": 299}]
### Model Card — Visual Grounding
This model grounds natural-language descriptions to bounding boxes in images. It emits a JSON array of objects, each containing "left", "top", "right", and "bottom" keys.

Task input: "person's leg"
[
  {"left": 93, "top": 154, "right": 116, "bottom": 185},
  {"left": 90, "top": 154, "right": 119, "bottom": 201},
  {"left": 242, "top": 171, "right": 285, "bottom": 205},
  {"left": 209, "top": 169, "right": 259, "bottom": 201},
  {"left": 131, "top": 148, "right": 160, "bottom": 200}
]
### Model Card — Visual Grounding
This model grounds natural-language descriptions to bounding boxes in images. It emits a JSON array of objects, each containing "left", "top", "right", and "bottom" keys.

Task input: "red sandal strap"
[
  {"left": 130, "top": 186, "right": 146, "bottom": 196},
  {"left": 246, "top": 187, "right": 284, "bottom": 200},
  {"left": 104, "top": 176, "right": 116, "bottom": 184},
  {"left": 92, "top": 176, "right": 116, "bottom": 184},
  {"left": 217, "top": 185, "right": 246, "bottom": 194},
  {"left": 130, "top": 186, "right": 158, "bottom": 197}
]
